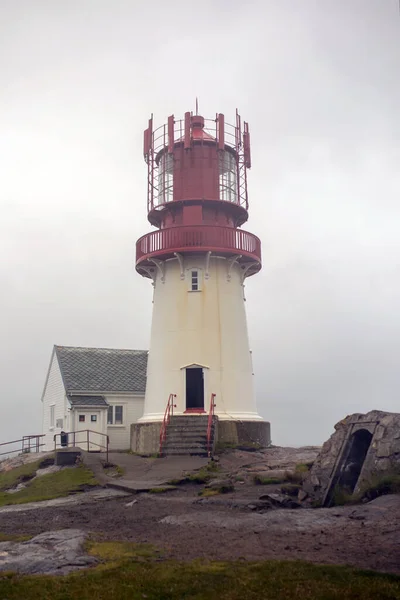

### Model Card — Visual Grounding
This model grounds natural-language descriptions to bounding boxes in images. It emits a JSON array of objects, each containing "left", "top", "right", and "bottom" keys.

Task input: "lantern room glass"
[
  {"left": 219, "top": 150, "right": 238, "bottom": 204},
  {"left": 158, "top": 153, "right": 173, "bottom": 205}
]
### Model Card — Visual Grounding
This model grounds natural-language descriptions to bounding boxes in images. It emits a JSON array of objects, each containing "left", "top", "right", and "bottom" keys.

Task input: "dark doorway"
[
  {"left": 339, "top": 429, "right": 373, "bottom": 494},
  {"left": 186, "top": 368, "right": 204, "bottom": 410}
]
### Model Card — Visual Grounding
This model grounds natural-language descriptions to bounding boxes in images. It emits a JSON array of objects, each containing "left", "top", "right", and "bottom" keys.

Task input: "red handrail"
[
  {"left": 207, "top": 393, "right": 217, "bottom": 457},
  {"left": 159, "top": 394, "right": 177, "bottom": 455}
]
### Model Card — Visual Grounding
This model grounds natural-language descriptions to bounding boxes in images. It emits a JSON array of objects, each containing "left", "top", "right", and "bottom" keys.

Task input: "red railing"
[
  {"left": 207, "top": 394, "right": 217, "bottom": 457},
  {"left": 144, "top": 113, "right": 250, "bottom": 213},
  {"left": 159, "top": 394, "right": 177, "bottom": 455},
  {"left": 136, "top": 225, "right": 261, "bottom": 266},
  {"left": 54, "top": 430, "right": 109, "bottom": 463}
]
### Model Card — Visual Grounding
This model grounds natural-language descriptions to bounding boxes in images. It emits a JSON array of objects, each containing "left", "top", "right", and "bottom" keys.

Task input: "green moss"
[
  {"left": 0, "top": 551, "right": 399, "bottom": 599},
  {"left": 0, "top": 465, "right": 98, "bottom": 506}
]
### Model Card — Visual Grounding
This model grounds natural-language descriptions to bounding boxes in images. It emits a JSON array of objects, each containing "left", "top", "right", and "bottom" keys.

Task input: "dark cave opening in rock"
[{"left": 339, "top": 429, "right": 373, "bottom": 494}]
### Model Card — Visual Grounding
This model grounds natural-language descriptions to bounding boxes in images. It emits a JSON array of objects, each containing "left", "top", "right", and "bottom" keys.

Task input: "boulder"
[{"left": 303, "top": 410, "right": 400, "bottom": 506}]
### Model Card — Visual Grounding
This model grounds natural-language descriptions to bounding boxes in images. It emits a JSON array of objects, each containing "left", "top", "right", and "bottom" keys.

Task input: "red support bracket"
[
  {"left": 168, "top": 115, "right": 174, "bottom": 154},
  {"left": 217, "top": 113, "right": 225, "bottom": 151},
  {"left": 184, "top": 111, "right": 191, "bottom": 150}
]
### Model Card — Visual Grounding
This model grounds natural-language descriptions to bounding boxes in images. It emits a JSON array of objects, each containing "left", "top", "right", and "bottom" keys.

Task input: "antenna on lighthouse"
[{"left": 195, "top": 97, "right": 199, "bottom": 115}]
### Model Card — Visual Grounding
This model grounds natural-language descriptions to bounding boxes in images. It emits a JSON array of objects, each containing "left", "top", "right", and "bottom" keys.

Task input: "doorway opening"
[
  {"left": 339, "top": 429, "right": 373, "bottom": 494},
  {"left": 185, "top": 368, "right": 204, "bottom": 412}
]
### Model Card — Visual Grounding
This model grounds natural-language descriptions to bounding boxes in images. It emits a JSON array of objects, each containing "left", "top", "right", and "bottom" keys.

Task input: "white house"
[{"left": 41, "top": 345, "right": 148, "bottom": 451}]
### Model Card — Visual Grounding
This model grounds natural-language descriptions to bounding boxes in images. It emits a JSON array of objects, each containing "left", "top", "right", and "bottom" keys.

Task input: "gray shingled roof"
[
  {"left": 55, "top": 346, "right": 148, "bottom": 394},
  {"left": 68, "top": 395, "right": 109, "bottom": 407}
]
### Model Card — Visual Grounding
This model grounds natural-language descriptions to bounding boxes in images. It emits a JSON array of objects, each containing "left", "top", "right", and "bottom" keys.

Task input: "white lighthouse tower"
[{"left": 131, "top": 110, "right": 270, "bottom": 455}]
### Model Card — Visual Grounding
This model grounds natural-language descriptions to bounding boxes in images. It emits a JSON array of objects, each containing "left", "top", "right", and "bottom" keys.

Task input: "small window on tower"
[{"left": 191, "top": 270, "right": 199, "bottom": 291}]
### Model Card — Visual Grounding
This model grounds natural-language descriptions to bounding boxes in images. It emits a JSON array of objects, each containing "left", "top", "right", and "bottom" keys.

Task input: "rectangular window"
[
  {"left": 115, "top": 406, "right": 123, "bottom": 425},
  {"left": 107, "top": 406, "right": 124, "bottom": 425},
  {"left": 191, "top": 270, "right": 199, "bottom": 291},
  {"left": 56, "top": 418, "right": 63, "bottom": 429},
  {"left": 79, "top": 415, "right": 85, "bottom": 423},
  {"left": 49, "top": 405, "right": 55, "bottom": 429},
  {"left": 91, "top": 415, "right": 97, "bottom": 422}
]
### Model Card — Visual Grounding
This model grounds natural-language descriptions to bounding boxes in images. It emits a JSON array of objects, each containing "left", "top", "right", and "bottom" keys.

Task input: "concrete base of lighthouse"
[{"left": 130, "top": 419, "right": 271, "bottom": 456}]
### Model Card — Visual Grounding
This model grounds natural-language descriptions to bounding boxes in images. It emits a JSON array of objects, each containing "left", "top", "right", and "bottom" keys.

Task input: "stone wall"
[{"left": 303, "top": 410, "right": 400, "bottom": 505}]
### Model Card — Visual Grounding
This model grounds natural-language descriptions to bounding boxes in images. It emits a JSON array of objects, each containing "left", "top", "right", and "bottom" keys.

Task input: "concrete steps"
[{"left": 162, "top": 415, "right": 216, "bottom": 457}]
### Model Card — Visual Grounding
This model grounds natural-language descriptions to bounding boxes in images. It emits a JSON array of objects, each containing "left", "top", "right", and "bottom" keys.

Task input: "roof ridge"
[{"left": 54, "top": 345, "right": 148, "bottom": 353}]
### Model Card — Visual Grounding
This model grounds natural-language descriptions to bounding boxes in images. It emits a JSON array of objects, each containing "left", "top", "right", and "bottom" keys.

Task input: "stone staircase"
[{"left": 162, "top": 415, "right": 216, "bottom": 457}]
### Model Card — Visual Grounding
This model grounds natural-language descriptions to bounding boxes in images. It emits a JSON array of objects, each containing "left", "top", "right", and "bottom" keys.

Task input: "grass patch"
[
  {"left": 168, "top": 461, "right": 221, "bottom": 486},
  {"left": 199, "top": 489, "right": 220, "bottom": 497},
  {"left": 253, "top": 474, "right": 286, "bottom": 485},
  {"left": 0, "top": 532, "right": 32, "bottom": 542},
  {"left": 87, "top": 541, "right": 162, "bottom": 562},
  {"left": 215, "top": 441, "right": 263, "bottom": 453},
  {"left": 332, "top": 472, "right": 400, "bottom": 506},
  {"left": 280, "top": 483, "right": 301, "bottom": 497},
  {"left": 285, "top": 470, "right": 304, "bottom": 484},
  {"left": 295, "top": 462, "right": 313, "bottom": 473},
  {"left": 0, "top": 549, "right": 399, "bottom": 599},
  {"left": 0, "top": 460, "right": 43, "bottom": 492},
  {"left": 361, "top": 473, "right": 400, "bottom": 501},
  {"left": 102, "top": 463, "right": 125, "bottom": 478},
  {"left": 148, "top": 487, "right": 177, "bottom": 494},
  {"left": 0, "top": 465, "right": 98, "bottom": 506}
]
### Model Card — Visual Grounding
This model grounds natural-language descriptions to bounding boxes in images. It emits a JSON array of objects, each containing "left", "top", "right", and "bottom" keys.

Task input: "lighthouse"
[{"left": 131, "top": 110, "right": 270, "bottom": 455}]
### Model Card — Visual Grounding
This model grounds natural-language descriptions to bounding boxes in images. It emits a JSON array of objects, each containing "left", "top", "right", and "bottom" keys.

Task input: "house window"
[
  {"left": 79, "top": 415, "right": 85, "bottom": 423},
  {"left": 91, "top": 415, "right": 97, "bottom": 422},
  {"left": 191, "top": 270, "right": 199, "bottom": 291},
  {"left": 49, "top": 405, "right": 55, "bottom": 429},
  {"left": 107, "top": 406, "right": 124, "bottom": 425},
  {"left": 56, "top": 419, "right": 63, "bottom": 428},
  {"left": 115, "top": 406, "right": 123, "bottom": 425}
]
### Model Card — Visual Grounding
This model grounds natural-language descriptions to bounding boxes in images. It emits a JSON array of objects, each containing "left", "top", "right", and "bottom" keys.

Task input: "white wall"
[
  {"left": 140, "top": 255, "right": 263, "bottom": 423},
  {"left": 106, "top": 393, "right": 144, "bottom": 450},
  {"left": 41, "top": 351, "right": 68, "bottom": 450}
]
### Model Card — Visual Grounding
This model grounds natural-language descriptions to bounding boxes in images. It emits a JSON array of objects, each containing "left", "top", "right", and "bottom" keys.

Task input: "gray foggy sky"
[{"left": 1, "top": 0, "right": 399, "bottom": 447}]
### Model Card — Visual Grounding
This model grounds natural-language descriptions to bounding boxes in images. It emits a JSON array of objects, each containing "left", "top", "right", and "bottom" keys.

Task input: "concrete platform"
[
  {"left": 55, "top": 447, "right": 82, "bottom": 466},
  {"left": 81, "top": 451, "right": 208, "bottom": 494}
]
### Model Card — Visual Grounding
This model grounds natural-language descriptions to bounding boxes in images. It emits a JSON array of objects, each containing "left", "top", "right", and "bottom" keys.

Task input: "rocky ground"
[{"left": 0, "top": 446, "right": 399, "bottom": 575}]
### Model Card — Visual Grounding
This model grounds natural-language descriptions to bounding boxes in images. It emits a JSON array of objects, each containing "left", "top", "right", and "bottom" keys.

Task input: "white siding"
[
  {"left": 41, "top": 351, "right": 67, "bottom": 450},
  {"left": 106, "top": 394, "right": 144, "bottom": 450}
]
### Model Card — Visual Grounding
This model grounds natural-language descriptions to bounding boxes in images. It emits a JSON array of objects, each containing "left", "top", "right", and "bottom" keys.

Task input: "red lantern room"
[{"left": 136, "top": 110, "right": 261, "bottom": 278}]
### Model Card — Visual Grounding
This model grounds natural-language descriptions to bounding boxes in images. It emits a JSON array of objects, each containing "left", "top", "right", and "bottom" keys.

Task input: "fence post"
[{"left": 87, "top": 430, "right": 89, "bottom": 452}]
